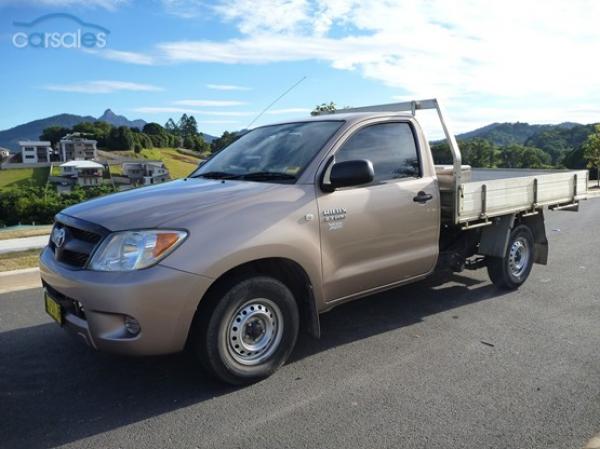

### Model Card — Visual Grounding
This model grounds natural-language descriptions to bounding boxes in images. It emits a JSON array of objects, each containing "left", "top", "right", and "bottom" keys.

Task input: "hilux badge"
[{"left": 322, "top": 208, "right": 347, "bottom": 222}]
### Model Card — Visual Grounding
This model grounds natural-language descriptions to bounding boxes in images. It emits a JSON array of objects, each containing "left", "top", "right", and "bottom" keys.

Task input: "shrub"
[{"left": 0, "top": 184, "right": 117, "bottom": 226}]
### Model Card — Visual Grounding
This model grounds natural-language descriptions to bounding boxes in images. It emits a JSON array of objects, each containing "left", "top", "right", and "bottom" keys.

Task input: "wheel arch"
[
  {"left": 478, "top": 211, "right": 548, "bottom": 265},
  {"left": 191, "top": 258, "right": 320, "bottom": 343}
]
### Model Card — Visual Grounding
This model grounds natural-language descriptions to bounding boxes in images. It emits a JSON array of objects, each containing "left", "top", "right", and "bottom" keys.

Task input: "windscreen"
[{"left": 191, "top": 121, "right": 343, "bottom": 182}]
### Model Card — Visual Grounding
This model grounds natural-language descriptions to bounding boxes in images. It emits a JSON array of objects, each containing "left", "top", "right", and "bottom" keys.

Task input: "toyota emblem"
[{"left": 52, "top": 227, "right": 66, "bottom": 248}]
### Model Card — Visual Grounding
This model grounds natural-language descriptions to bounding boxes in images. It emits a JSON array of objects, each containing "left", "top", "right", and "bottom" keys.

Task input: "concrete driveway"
[{"left": 0, "top": 235, "right": 49, "bottom": 254}]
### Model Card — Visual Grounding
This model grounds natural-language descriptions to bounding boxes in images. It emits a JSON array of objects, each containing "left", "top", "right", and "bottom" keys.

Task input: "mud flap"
[
  {"left": 478, "top": 214, "right": 515, "bottom": 259},
  {"left": 522, "top": 211, "right": 549, "bottom": 265}
]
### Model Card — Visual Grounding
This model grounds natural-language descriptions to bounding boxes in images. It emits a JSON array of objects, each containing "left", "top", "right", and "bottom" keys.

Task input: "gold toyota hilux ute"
[{"left": 40, "top": 99, "right": 595, "bottom": 384}]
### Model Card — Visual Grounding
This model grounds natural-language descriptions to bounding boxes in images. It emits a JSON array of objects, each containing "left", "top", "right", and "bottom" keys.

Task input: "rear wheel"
[
  {"left": 193, "top": 276, "right": 299, "bottom": 385},
  {"left": 487, "top": 224, "right": 535, "bottom": 290}
]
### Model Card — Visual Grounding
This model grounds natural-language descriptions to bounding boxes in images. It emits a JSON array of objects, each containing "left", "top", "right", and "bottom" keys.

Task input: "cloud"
[
  {"left": 266, "top": 108, "right": 311, "bottom": 114},
  {"left": 158, "top": 35, "right": 349, "bottom": 64},
  {"left": 0, "top": 0, "right": 128, "bottom": 10},
  {"left": 156, "top": 0, "right": 600, "bottom": 103},
  {"left": 196, "top": 111, "right": 255, "bottom": 116},
  {"left": 90, "top": 49, "right": 155, "bottom": 65},
  {"left": 44, "top": 80, "right": 163, "bottom": 94},
  {"left": 132, "top": 106, "right": 310, "bottom": 117},
  {"left": 174, "top": 99, "right": 247, "bottom": 106},
  {"left": 132, "top": 107, "right": 198, "bottom": 114},
  {"left": 206, "top": 84, "right": 251, "bottom": 91},
  {"left": 132, "top": 106, "right": 254, "bottom": 116},
  {"left": 213, "top": 0, "right": 310, "bottom": 34},
  {"left": 198, "top": 120, "right": 240, "bottom": 124}
]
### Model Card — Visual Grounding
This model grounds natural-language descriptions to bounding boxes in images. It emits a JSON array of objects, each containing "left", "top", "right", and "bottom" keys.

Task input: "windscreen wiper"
[
  {"left": 191, "top": 171, "right": 242, "bottom": 180},
  {"left": 241, "top": 171, "right": 297, "bottom": 181}
]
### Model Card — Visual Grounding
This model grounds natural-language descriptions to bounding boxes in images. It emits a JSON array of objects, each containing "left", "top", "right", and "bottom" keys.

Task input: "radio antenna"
[{"left": 245, "top": 76, "right": 307, "bottom": 129}]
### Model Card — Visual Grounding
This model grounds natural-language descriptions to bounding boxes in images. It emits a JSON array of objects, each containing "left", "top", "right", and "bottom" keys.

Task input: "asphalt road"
[{"left": 1, "top": 202, "right": 600, "bottom": 449}]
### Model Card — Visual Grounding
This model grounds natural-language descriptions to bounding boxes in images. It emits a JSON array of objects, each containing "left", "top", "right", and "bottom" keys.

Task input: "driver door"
[{"left": 317, "top": 121, "right": 440, "bottom": 302}]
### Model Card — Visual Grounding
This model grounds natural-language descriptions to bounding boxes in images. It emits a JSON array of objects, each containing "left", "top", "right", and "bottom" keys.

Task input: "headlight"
[{"left": 89, "top": 229, "right": 187, "bottom": 271}]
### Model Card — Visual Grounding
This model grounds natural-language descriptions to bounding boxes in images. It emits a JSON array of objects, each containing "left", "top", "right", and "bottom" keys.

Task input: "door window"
[{"left": 335, "top": 122, "right": 420, "bottom": 183}]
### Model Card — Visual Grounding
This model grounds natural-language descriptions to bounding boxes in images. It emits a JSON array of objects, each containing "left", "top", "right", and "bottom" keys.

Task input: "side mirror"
[{"left": 328, "top": 159, "right": 374, "bottom": 190}]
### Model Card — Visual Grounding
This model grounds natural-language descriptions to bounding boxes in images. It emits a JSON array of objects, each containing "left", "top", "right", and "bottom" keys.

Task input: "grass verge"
[
  {"left": 0, "top": 167, "right": 49, "bottom": 190},
  {"left": 0, "top": 226, "right": 53, "bottom": 241},
  {"left": 0, "top": 249, "right": 41, "bottom": 272}
]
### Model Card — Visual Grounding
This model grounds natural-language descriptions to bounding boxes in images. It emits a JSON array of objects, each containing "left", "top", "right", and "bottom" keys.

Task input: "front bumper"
[{"left": 39, "top": 246, "right": 213, "bottom": 355}]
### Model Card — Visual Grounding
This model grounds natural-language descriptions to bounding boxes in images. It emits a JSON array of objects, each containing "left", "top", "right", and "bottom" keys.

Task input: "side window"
[{"left": 335, "top": 122, "right": 420, "bottom": 183}]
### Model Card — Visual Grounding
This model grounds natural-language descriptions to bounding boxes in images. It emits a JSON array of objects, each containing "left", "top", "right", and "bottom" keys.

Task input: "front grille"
[
  {"left": 49, "top": 214, "right": 107, "bottom": 269},
  {"left": 68, "top": 227, "right": 102, "bottom": 244},
  {"left": 60, "top": 249, "right": 91, "bottom": 267}
]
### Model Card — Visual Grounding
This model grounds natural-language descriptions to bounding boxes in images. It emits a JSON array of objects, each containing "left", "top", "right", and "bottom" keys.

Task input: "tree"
[
  {"left": 183, "top": 135, "right": 195, "bottom": 150},
  {"left": 525, "top": 129, "right": 570, "bottom": 165},
  {"left": 582, "top": 124, "right": 600, "bottom": 186},
  {"left": 107, "top": 126, "right": 134, "bottom": 151},
  {"left": 211, "top": 131, "right": 239, "bottom": 153},
  {"left": 178, "top": 114, "right": 189, "bottom": 133},
  {"left": 189, "top": 116, "right": 199, "bottom": 135},
  {"left": 498, "top": 144, "right": 550, "bottom": 169},
  {"left": 131, "top": 132, "right": 153, "bottom": 150},
  {"left": 180, "top": 115, "right": 198, "bottom": 136},
  {"left": 0, "top": 184, "right": 116, "bottom": 226},
  {"left": 143, "top": 122, "right": 166, "bottom": 135},
  {"left": 40, "top": 126, "right": 70, "bottom": 146},
  {"left": 73, "top": 121, "right": 111, "bottom": 136},
  {"left": 171, "top": 134, "right": 183, "bottom": 148},
  {"left": 461, "top": 139, "right": 497, "bottom": 168},
  {"left": 149, "top": 134, "right": 168, "bottom": 148},
  {"left": 429, "top": 142, "right": 453, "bottom": 165},
  {"left": 72, "top": 121, "right": 111, "bottom": 147},
  {"left": 311, "top": 102, "right": 336, "bottom": 116},
  {"left": 519, "top": 146, "right": 552, "bottom": 168},
  {"left": 165, "top": 118, "right": 179, "bottom": 135},
  {"left": 191, "top": 135, "right": 210, "bottom": 153}
]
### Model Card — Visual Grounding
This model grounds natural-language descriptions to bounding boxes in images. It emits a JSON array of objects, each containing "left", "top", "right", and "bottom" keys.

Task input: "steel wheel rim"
[
  {"left": 225, "top": 298, "right": 284, "bottom": 366},
  {"left": 508, "top": 236, "right": 530, "bottom": 278}
]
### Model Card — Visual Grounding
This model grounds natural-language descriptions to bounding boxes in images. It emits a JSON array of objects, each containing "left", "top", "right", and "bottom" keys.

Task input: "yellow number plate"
[{"left": 44, "top": 292, "right": 63, "bottom": 325}]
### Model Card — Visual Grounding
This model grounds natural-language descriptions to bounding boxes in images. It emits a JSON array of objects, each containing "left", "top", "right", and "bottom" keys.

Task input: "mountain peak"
[{"left": 97, "top": 109, "right": 146, "bottom": 129}]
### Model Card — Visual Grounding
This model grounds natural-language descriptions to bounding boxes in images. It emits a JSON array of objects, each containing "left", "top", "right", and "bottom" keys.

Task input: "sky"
[{"left": 1, "top": 0, "right": 600, "bottom": 138}]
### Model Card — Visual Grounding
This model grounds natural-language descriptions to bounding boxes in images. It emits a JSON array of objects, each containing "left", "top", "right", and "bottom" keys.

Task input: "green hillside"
[
  {"left": 442, "top": 122, "right": 598, "bottom": 172},
  {"left": 0, "top": 167, "right": 49, "bottom": 190},
  {"left": 105, "top": 148, "right": 201, "bottom": 179}
]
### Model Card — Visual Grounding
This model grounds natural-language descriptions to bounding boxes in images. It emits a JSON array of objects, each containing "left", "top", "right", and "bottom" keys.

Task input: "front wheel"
[
  {"left": 193, "top": 276, "right": 299, "bottom": 385},
  {"left": 487, "top": 224, "right": 535, "bottom": 290}
]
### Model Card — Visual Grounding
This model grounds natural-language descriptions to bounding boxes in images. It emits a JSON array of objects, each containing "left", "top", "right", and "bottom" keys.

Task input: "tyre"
[
  {"left": 487, "top": 224, "right": 535, "bottom": 290},
  {"left": 193, "top": 276, "right": 299, "bottom": 385}
]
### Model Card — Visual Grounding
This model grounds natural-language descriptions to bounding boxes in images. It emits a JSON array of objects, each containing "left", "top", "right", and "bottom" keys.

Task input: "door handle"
[{"left": 413, "top": 191, "right": 433, "bottom": 204}]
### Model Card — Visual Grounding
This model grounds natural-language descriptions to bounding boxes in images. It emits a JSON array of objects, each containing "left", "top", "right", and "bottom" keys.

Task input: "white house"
[
  {"left": 59, "top": 133, "right": 98, "bottom": 161},
  {"left": 122, "top": 161, "right": 170, "bottom": 185},
  {"left": 60, "top": 160, "right": 105, "bottom": 186},
  {"left": 19, "top": 141, "right": 52, "bottom": 163}
]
